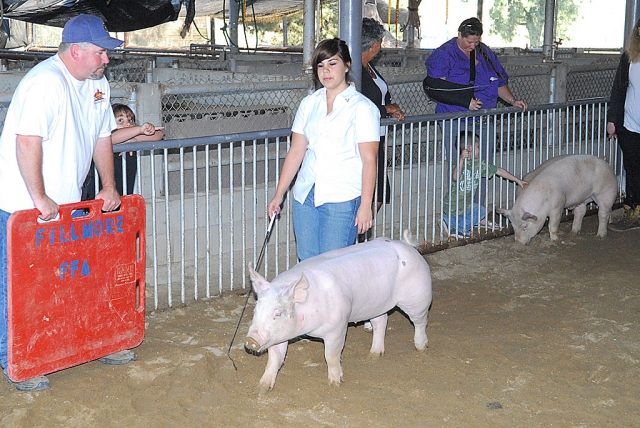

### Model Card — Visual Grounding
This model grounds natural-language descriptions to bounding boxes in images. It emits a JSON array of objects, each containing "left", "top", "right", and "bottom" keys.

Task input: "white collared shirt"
[{"left": 291, "top": 83, "right": 380, "bottom": 206}]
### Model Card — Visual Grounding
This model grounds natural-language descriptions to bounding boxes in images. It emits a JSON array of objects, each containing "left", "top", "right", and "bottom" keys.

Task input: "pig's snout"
[{"left": 245, "top": 337, "right": 262, "bottom": 355}]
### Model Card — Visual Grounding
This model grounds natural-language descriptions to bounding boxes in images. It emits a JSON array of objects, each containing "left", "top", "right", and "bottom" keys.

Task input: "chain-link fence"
[
  {"left": 106, "top": 57, "right": 151, "bottom": 83},
  {"left": 161, "top": 81, "right": 308, "bottom": 139},
  {"left": 567, "top": 67, "right": 617, "bottom": 100},
  {"left": 0, "top": 50, "right": 620, "bottom": 139}
]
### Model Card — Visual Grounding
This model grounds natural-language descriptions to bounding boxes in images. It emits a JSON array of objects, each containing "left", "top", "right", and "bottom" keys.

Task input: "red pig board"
[{"left": 6, "top": 195, "right": 146, "bottom": 382}]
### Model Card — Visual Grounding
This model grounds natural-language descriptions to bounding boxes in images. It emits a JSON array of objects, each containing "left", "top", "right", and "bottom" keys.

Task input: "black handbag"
[{"left": 423, "top": 49, "right": 476, "bottom": 108}]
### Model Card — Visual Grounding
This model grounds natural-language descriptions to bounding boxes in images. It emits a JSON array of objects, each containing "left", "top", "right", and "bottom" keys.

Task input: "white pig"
[
  {"left": 245, "top": 230, "right": 432, "bottom": 395},
  {"left": 496, "top": 154, "right": 617, "bottom": 244}
]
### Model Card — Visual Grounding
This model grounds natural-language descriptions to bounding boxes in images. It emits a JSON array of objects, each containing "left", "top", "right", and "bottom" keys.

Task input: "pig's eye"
[{"left": 273, "top": 309, "right": 282, "bottom": 318}]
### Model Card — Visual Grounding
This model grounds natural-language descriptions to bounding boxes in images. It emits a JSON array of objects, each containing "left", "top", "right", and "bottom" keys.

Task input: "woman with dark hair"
[
  {"left": 268, "top": 38, "right": 380, "bottom": 261},
  {"left": 607, "top": 17, "right": 640, "bottom": 228},
  {"left": 361, "top": 17, "right": 405, "bottom": 213},
  {"left": 426, "top": 17, "right": 526, "bottom": 115}
]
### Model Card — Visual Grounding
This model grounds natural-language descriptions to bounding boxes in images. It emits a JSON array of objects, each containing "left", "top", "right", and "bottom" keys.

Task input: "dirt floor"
[{"left": 1, "top": 215, "right": 639, "bottom": 427}]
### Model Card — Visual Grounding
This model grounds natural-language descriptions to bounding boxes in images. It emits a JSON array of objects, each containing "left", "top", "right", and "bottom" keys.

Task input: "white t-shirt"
[
  {"left": 625, "top": 62, "right": 640, "bottom": 133},
  {"left": 0, "top": 54, "right": 116, "bottom": 213},
  {"left": 291, "top": 83, "right": 380, "bottom": 206}
]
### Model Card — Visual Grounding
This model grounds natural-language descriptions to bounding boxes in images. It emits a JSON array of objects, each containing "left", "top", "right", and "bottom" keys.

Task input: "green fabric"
[{"left": 443, "top": 159, "right": 499, "bottom": 214}]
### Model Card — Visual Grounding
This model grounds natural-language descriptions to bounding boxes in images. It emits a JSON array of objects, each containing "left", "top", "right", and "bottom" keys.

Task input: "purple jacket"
[{"left": 425, "top": 38, "right": 509, "bottom": 114}]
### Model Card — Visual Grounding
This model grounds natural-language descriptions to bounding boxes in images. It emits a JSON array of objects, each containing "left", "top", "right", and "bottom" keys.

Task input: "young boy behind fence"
[
  {"left": 83, "top": 104, "right": 164, "bottom": 199},
  {"left": 111, "top": 104, "right": 164, "bottom": 195},
  {"left": 442, "top": 132, "right": 527, "bottom": 237}
]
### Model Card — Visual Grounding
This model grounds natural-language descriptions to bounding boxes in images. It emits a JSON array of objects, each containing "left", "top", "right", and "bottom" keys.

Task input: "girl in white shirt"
[{"left": 268, "top": 38, "right": 381, "bottom": 260}]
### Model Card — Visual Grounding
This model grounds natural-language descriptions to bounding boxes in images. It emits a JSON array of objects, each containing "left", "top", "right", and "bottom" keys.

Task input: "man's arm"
[
  {"left": 16, "top": 134, "right": 59, "bottom": 220},
  {"left": 92, "top": 135, "right": 121, "bottom": 211}
]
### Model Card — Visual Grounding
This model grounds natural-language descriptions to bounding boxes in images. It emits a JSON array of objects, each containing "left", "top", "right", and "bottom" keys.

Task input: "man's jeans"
[{"left": 0, "top": 209, "right": 11, "bottom": 369}]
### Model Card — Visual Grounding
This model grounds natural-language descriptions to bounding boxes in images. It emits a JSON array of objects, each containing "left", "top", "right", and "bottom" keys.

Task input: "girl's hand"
[
  {"left": 518, "top": 180, "right": 529, "bottom": 189},
  {"left": 355, "top": 204, "right": 373, "bottom": 234},
  {"left": 267, "top": 195, "right": 283, "bottom": 219}
]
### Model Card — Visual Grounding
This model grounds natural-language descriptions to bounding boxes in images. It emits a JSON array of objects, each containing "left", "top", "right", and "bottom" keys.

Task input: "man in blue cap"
[{"left": 0, "top": 14, "right": 134, "bottom": 391}]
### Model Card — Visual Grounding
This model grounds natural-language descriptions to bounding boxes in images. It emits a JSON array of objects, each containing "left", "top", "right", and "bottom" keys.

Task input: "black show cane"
[{"left": 227, "top": 214, "right": 277, "bottom": 370}]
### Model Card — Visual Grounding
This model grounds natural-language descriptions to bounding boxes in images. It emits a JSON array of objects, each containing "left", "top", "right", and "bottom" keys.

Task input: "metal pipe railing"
[{"left": 111, "top": 98, "right": 621, "bottom": 309}]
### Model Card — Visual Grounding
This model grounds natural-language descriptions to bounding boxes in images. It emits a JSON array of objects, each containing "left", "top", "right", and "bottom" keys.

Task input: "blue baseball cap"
[{"left": 61, "top": 14, "right": 123, "bottom": 49}]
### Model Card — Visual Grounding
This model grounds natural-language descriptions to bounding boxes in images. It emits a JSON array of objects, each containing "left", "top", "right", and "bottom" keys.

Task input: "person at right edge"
[
  {"left": 425, "top": 17, "right": 527, "bottom": 207},
  {"left": 607, "top": 17, "right": 640, "bottom": 231}
]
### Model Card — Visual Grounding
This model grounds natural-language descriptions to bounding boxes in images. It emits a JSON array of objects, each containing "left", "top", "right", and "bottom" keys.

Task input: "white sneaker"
[{"left": 363, "top": 321, "right": 373, "bottom": 333}]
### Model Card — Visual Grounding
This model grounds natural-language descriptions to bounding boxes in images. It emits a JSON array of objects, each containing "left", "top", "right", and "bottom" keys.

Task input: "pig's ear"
[
  {"left": 291, "top": 274, "right": 309, "bottom": 303},
  {"left": 248, "top": 263, "right": 270, "bottom": 294},
  {"left": 496, "top": 207, "right": 511, "bottom": 219},
  {"left": 522, "top": 211, "right": 538, "bottom": 222}
]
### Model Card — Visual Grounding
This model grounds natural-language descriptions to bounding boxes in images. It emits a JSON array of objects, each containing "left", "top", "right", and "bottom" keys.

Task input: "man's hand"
[
  {"left": 33, "top": 195, "right": 59, "bottom": 221},
  {"left": 96, "top": 185, "right": 121, "bottom": 211}
]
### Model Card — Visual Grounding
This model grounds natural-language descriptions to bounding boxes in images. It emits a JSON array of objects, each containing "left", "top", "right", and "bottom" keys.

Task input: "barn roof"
[{"left": 1, "top": 0, "right": 305, "bottom": 32}]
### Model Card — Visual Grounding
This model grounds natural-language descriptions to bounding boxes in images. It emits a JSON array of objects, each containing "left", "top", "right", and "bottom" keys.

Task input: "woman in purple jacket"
[{"left": 426, "top": 17, "right": 526, "bottom": 115}]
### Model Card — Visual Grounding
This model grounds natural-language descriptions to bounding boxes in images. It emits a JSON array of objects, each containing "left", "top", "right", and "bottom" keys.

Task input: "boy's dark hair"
[
  {"left": 311, "top": 38, "right": 352, "bottom": 84},
  {"left": 112, "top": 103, "right": 136, "bottom": 124},
  {"left": 457, "top": 131, "right": 479, "bottom": 155}
]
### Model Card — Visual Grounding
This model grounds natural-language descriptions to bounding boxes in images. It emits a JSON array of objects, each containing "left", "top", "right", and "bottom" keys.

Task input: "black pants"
[
  {"left": 618, "top": 127, "right": 640, "bottom": 208},
  {"left": 82, "top": 152, "right": 138, "bottom": 200},
  {"left": 376, "top": 136, "right": 391, "bottom": 205}
]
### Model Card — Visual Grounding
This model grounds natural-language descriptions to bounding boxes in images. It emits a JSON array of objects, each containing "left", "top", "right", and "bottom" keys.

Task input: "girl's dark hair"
[
  {"left": 458, "top": 17, "right": 483, "bottom": 38},
  {"left": 312, "top": 38, "right": 352, "bottom": 84},
  {"left": 361, "top": 18, "right": 385, "bottom": 53}
]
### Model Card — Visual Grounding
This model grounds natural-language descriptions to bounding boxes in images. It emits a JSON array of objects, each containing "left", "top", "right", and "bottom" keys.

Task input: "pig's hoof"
[
  {"left": 368, "top": 350, "right": 384, "bottom": 359},
  {"left": 415, "top": 343, "right": 428, "bottom": 352},
  {"left": 257, "top": 383, "right": 272, "bottom": 396},
  {"left": 328, "top": 378, "right": 342, "bottom": 387}
]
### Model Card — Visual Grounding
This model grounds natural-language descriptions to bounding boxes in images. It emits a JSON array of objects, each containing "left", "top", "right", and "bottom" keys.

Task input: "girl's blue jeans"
[{"left": 292, "top": 186, "right": 360, "bottom": 261}]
